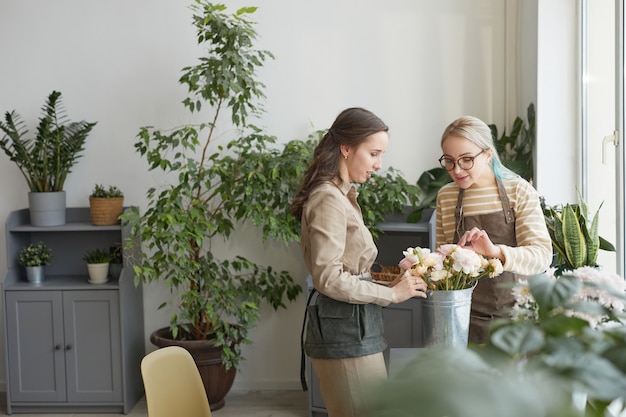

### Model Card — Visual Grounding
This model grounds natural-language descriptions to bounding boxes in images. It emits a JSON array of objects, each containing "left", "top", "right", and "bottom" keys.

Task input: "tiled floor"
[{"left": 0, "top": 390, "right": 309, "bottom": 417}]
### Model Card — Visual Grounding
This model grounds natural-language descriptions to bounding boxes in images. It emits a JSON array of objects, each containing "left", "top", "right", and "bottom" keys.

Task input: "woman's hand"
[
  {"left": 457, "top": 227, "right": 504, "bottom": 262},
  {"left": 398, "top": 257, "right": 413, "bottom": 270},
  {"left": 390, "top": 271, "right": 427, "bottom": 303}
]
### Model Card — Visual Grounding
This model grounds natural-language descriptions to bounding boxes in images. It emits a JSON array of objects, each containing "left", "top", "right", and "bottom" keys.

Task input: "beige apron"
[{"left": 454, "top": 179, "right": 522, "bottom": 344}]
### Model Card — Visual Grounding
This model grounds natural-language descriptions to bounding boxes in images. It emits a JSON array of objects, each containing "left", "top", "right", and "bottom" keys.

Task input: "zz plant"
[{"left": 0, "top": 91, "right": 96, "bottom": 192}]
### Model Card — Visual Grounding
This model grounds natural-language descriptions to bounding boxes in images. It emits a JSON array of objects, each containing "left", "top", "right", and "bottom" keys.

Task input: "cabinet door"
[
  {"left": 63, "top": 290, "right": 122, "bottom": 402},
  {"left": 5, "top": 291, "right": 66, "bottom": 402},
  {"left": 383, "top": 297, "right": 423, "bottom": 348}
]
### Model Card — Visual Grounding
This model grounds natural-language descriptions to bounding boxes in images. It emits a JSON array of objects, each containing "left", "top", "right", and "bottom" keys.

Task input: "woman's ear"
[{"left": 340, "top": 144, "right": 350, "bottom": 159}]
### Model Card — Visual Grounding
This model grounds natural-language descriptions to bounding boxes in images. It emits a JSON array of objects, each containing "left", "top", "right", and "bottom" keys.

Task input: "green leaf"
[
  {"left": 529, "top": 273, "right": 581, "bottom": 313},
  {"left": 490, "top": 323, "right": 545, "bottom": 356},
  {"left": 562, "top": 204, "right": 586, "bottom": 268}
]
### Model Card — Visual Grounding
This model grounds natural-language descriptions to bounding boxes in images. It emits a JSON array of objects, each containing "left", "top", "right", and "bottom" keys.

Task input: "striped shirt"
[{"left": 435, "top": 177, "right": 552, "bottom": 275}]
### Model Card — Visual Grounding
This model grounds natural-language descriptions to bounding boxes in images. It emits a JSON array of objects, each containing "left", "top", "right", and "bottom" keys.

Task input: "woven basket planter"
[
  {"left": 89, "top": 197, "right": 124, "bottom": 225},
  {"left": 370, "top": 263, "right": 402, "bottom": 282}
]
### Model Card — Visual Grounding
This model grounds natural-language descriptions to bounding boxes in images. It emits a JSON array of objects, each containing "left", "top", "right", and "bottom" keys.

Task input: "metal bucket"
[
  {"left": 25, "top": 265, "right": 45, "bottom": 285},
  {"left": 422, "top": 287, "right": 473, "bottom": 348}
]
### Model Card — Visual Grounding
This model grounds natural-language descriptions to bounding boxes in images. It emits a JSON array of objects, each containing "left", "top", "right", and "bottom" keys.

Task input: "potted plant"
[
  {"left": 120, "top": 2, "right": 302, "bottom": 409},
  {"left": 89, "top": 184, "right": 124, "bottom": 226},
  {"left": 18, "top": 241, "right": 53, "bottom": 284},
  {"left": 541, "top": 191, "right": 616, "bottom": 274},
  {"left": 0, "top": 91, "right": 97, "bottom": 226},
  {"left": 82, "top": 248, "right": 113, "bottom": 284},
  {"left": 121, "top": 0, "right": 421, "bottom": 410},
  {"left": 108, "top": 242, "right": 123, "bottom": 279}
]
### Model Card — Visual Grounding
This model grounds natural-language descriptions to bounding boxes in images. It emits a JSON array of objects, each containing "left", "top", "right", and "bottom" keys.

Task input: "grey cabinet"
[
  {"left": 2, "top": 208, "right": 144, "bottom": 414},
  {"left": 6, "top": 290, "right": 122, "bottom": 403},
  {"left": 307, "top": 209, "right": 435, "bottom": 417}
]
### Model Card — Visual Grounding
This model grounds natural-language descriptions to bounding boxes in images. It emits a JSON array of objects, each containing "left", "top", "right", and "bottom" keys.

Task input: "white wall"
[{"left": 0, "top": 0, "right": 522, "bottom": 391}]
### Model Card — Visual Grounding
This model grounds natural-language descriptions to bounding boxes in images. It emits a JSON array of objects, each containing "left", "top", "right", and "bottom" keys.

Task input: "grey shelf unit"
[
  {"left": 308, "top": 209, "right": 436, "bottom": 417},
  {"left": 2, "top": 207, "right": 145, "bottom": 414}
]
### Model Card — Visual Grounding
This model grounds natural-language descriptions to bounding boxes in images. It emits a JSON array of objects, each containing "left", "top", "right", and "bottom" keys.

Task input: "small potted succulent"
[
  {"left": 89, "top": 184, "right": 124, "bottom": 226},
  {"left": 18, "top": 241, "right": 53, "bottom": 284},
  {"left": 82, "top": 248, "right": 113, "bottom": 284}
]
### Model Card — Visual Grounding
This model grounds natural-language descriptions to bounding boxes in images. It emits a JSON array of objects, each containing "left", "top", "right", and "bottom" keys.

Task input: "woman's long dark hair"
[{"left": 290, "top": 107, "right": 388, "bottom": 220}]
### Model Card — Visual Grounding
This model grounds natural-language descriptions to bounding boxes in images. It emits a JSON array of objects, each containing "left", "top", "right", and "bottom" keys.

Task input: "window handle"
[{"left": 602, "top": 130, "right": 618, "bottom": 165}]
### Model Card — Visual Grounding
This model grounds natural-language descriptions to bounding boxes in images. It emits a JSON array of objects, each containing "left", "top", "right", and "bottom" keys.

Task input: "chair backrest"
[{"left": 141, "top": 346, "right": 213, "bottom": 417}]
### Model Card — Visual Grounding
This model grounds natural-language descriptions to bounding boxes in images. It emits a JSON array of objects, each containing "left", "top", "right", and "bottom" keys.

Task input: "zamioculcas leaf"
[{"left": 562, "top": 204, "right": 586, "bottom": 269}]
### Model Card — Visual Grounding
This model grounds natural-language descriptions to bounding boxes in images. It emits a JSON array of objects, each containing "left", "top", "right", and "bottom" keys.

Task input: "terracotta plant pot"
[{"left": 150, "top": 327, "right": 237, "bottom": 411}]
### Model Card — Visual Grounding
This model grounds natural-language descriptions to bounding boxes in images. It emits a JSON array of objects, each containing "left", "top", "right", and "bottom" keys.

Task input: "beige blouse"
[{"left": 300, "top": 179, "right": 393, "bottom": 306}]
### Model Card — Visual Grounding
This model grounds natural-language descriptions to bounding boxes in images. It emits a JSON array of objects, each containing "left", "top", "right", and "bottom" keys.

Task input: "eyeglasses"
[{"left": 438, "top": 150, "right": 485, "bottom": 171}]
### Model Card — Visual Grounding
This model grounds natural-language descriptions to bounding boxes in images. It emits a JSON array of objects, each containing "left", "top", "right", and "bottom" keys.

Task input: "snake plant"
[{"left": 542, "top": 192, "right": 615, "bottom": 272}]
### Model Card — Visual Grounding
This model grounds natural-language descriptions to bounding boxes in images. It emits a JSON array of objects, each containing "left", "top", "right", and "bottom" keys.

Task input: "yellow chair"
[{"left": 141, "top": 346, "right": 213, "bottom": 417}]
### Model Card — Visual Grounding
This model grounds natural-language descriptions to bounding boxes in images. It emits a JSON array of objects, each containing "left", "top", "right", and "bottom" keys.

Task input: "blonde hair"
[{"left": 441, "top": 115, "right": 517, "bottom": 180}]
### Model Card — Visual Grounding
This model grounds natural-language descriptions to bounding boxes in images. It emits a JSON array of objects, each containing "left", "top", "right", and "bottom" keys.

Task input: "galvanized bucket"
[
  {"left": 25, "top": 265, "right": 45, "bottom": 285},
  {"left": 422, "top": 287, "right": 474, "bottom": 348}
]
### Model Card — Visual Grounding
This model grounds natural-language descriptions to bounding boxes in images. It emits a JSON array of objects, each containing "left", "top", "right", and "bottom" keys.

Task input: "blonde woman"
[{"left": 435, "top": 115, "right": 552, "bottom": 343}]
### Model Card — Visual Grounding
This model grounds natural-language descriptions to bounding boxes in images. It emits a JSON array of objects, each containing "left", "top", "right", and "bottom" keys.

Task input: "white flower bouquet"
[{"left": 399, "top": 244, "right": 504, "bottom": 291}]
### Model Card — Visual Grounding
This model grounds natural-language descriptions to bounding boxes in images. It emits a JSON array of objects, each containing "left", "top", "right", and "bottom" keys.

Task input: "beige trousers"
[{"left": 311, "top": 352, "right": 387, "bottom": 417}]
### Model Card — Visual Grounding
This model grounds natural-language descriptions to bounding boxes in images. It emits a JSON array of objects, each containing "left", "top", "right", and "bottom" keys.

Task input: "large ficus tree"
[{"left": 123, "top": 1, "right": 304, "bottom": 370}]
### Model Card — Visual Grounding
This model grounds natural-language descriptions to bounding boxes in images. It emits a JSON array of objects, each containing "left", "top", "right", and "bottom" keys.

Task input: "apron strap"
[
  {"left": 455, "top": 189, "right": 465, "bottom": 242},
  {"left": 496, "top": 179, "right": 515, "bottom": 224},
  {"left": 300, "top": 287, "right": 317, "bottom": 391},
  {"left": 454, "top": 178, "right": 516, "bottom": 241}
]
